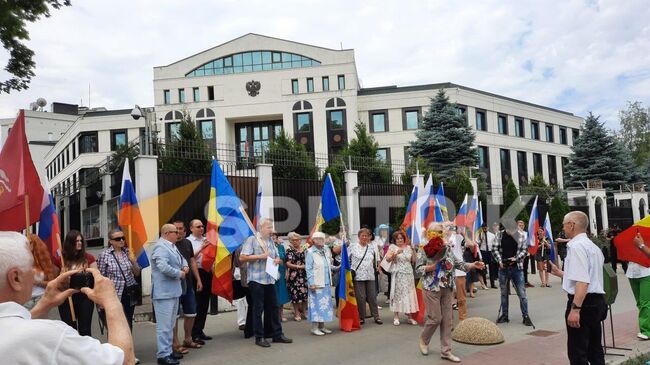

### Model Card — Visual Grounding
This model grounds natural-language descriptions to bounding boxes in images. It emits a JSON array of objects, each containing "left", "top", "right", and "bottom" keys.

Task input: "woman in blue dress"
[
  {"left": 306, "top": 232, "right": 334, "bottom": 336},
  {"left": 273, "top": 232, "right": 290, "bottom": 322}
]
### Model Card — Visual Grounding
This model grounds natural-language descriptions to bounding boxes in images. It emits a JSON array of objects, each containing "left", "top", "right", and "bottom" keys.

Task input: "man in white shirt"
[
  {"left": 549, "top": 211, "right": 606, "bottom": 365},
  {"left": 187, "top": 219, "right": 213, "bottom": 343},
  {"left": 477, "top": 224, "right": 497, "bottom": 288},
  {"left": 0, "top": 231, "right": 133, "bottom": 365}
]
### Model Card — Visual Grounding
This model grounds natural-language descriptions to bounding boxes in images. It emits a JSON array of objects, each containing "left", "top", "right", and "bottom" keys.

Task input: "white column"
[
  {"left": 134, "top": 155, "right": 159, "bottom": 297},
  {"left": 470, "top": 177, "right": 478, "bottom": 195},
  {"left": 100, "top": 173, "right": 111, "bottom": 248},
  {"left": 601, "top": 202, "right": 609, "bottom": 231},
  {"left": 344, "top": 169, "right": 360, "bottom": 241},
  {"left": 588, "top": 195, "right": 597, "bottom": 235},
  {"left": 411, "top": 173, "right": 423, "bottom": 187},
  {"left": 255, "top": 163, "right": 275, "bottom": 223},
  {"left": 61, "top": 195, "right": 70, "bottom": 234}
]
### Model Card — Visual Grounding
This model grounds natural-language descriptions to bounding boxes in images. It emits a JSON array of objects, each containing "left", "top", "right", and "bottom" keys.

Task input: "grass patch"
[{"left": 621, "top": 352, "right": 650, "bottom": 365}]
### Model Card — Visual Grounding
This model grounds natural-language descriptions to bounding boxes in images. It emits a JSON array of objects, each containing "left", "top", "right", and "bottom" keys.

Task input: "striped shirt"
[{"left": 241, "top": 235, "right": 278, "bottom": 285}]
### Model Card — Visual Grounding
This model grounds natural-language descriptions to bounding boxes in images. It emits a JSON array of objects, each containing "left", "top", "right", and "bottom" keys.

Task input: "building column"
[
  {"left": 100, "top": 173, "right": 111, "bottom": 248},
  {"left": 255, "top": 163, "right": 274, "bottom": 223},
  {"left": 470, "top": 178, "right": 478, "bottom": 195},
  {"left": 134, "top": 155, "right": 159, "bottom": 297},
  {"left": 601, "top": 201, "right": 609, "bottom": 231},
  {"left": 344, "top": 169, "right": 360, "bottom": 241},
  {"left": 411, "top": 173, "right": 423, "bottom": 187}
]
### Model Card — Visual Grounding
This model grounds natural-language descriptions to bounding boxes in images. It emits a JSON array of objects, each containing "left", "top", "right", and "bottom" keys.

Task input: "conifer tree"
[{"left": 409, "top": 89, "right": 478, "bottom": 179}]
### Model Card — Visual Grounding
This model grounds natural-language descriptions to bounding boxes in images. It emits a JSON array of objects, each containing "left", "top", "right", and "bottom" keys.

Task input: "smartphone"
[{"left": 69, "top": 271, "right": 94, "bottom": 289}]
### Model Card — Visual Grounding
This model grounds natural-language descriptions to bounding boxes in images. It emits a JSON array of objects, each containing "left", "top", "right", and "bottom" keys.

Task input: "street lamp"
[{"left": 131, "top": 105, "right": 154, "bottom": 155}]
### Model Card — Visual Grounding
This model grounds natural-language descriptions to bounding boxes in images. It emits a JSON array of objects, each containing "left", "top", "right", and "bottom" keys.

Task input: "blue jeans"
[
  {"left": 154, "top": 298, "right": 179, "bottom": 358},
  {"left": 498, "top": 267, "right": 529, "bottom": 317}
]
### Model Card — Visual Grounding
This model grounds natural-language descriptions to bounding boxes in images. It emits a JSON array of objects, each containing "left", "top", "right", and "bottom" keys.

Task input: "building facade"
[{"left": 153, "top": 33, "right": 583, "bottom": 203}]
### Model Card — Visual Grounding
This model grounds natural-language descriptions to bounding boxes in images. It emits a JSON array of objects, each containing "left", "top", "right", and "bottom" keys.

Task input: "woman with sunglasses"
[{"left": 97, "top": 229, "right": 142, "bottom": 330}]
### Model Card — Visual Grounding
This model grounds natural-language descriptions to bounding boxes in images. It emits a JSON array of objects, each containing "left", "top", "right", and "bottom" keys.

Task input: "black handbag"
[{"left": 111, "top": 251, "right": 141, "bottom": 306}]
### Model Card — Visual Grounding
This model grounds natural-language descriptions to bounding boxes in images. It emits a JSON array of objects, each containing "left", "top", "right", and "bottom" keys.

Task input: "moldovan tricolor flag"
[
  {"left": 0, "top": 109, "right": 44, "bottom": 230},
  {"left": 119, "top": 159, "right": 149, "bottom": 268},
  {"left": 614, "top": 215, "right": 650, "bottom": 267},
  {"left": 203, "top": 159, "right": 254, "bottom": 302},
  {"left": 413, "top": 278, "right": 425, "bottom": 325},
  {"left": 338, "top": 240, "right": 360, "bottom": 332},
  {"left": 527, "top": 196, "right": 540, "bottom": 255},
  {"left": 38, "top": 181, "right": 61, "bottom": 260}
]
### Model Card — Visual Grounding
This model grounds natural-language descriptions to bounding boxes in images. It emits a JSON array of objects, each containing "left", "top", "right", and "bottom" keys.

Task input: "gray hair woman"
[
  {"left": 306, "top": 232, "right": 334, "bottom": 335},
  {"left": 349, "top": 228, "right": 382, "bottom": 325}
]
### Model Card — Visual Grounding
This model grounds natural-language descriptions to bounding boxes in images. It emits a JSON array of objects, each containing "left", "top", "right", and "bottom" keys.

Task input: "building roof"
[
  {"left": 156, "top": 33, "right": 352, "bottom": 68},
  {"left": 358, "top": 82, "right": 576, "bottom": 116}
]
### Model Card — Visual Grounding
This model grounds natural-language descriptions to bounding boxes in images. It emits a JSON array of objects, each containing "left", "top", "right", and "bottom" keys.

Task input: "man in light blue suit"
[{"left": 152, "top": 223, "right": 189, "bottom": 365}]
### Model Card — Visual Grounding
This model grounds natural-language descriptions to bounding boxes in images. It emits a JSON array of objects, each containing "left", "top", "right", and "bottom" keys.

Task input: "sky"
[{"left": 0, "top": 0, "right": 649, "bottom": 130}]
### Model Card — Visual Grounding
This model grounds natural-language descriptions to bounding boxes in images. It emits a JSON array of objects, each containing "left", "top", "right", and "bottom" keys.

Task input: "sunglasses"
[
  {"left": 112, "top": 237, "right": 125, "bottom": 241},
  {"left": 195, "top": 225, "right": 204, "bottom": 228}
]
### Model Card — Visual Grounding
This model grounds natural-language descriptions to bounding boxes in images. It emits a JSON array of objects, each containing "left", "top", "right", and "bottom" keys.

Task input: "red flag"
[
  {"left": 413, "top": 278, "right": 426, "bottom": 324},
  {"left": 614, "top": 216, "right": 650, "bottom": 267},
  {"left": 0, "top": 110, "right": 44, "bottom": 230}
]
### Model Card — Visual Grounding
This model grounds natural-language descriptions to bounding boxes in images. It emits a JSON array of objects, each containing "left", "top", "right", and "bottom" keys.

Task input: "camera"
[{"left": 70, "top": 271, "right": 94, "bottom": 290}]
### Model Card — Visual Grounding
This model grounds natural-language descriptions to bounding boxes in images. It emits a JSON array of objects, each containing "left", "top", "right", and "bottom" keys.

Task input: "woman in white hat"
[{"left": 306, "top": 232, "right": 334, "bottom": 335}]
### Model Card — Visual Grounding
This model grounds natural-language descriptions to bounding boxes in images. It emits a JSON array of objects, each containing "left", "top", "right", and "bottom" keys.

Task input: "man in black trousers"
[
  {"left": 187, "top": 219, "right": 213, "bottom": 344},
  {"left": 550, "top": 211, "right": 606, "bottom": 365}
]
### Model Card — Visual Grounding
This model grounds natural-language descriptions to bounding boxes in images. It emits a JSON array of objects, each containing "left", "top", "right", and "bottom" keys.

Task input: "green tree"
[
  {"left": 160, "top": 113, "right": 211, "bottom": 174},
  {"left": 549, "top": 195, "right": 570, "bottom": 234},
  {"left": 409, "top": 89, "right": 478, "bottom": 179},
  {"left": 0, "top": 1, "right": 71, "bottom": 93},
  {"left": 401, "top": 156, "right": 436, "bottom": 185},
  {"left": 329, "top": 122, "right": 393, "bottom": 185},
  {"left": 618, "top": 101, "right": 650, "bottom": 166},
  {"left": 502, "top": 179, "right": 528, "bottom": 222},
  {"left": 265, "top": 132, "right": 318, "bottom": 179},
  {"left": 520, "top": 174, "right": 556, "bottom": 200},
  {"left": 565, "top": 113, "right": 630, "bottom": 191},
  {"left": 447, "top": 168, "right": 473, "bottom": 209}
]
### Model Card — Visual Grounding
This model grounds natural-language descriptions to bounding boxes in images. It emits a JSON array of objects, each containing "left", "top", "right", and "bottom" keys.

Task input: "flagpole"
[
  {"left": 24, "top": 195, "right": 31, "bottom": 235},
  {"left": 128, "top": 224, "right": 135, "bottom": 261},
  {"left": 56, "top": 232, "right": 77, "bottom": 322}
]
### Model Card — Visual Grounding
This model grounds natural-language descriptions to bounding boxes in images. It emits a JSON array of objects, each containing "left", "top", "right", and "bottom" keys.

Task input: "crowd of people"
[{"left": 3, "top": 210, "right": 648, "bottom": 365}]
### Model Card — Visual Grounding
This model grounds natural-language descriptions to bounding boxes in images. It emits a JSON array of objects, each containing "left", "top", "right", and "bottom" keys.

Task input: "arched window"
[
  {"left": 195, "top": 108, "right": 216, "bottom": 148},
  {"left": 186, "top": 50, "right": 321, "bottom": 77}
]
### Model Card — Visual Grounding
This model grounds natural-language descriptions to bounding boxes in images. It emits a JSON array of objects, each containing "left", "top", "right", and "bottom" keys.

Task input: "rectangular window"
[
  {"left": 79, "top": 132, "right": 98, "bottom": 154},
  {"left": 377, "top": 148, "right": 390, "bottom": 163},
  {"left": 476, "top": 110, "right": 487, "bottom": 131},
  {"left": 402, "top": 108, "right": 420, "bottom": 130},
  {"left": 369, "top": 110, "right": 388, "bottom": 133},
  {"left": 337, "top": 74, "right": 345, "bottom": 90},
  {"left": 110, "top": 130, "right": 127, "bottom": 151},
  {"left": 328, "top": 110, "right": 344, "bottom": 130},
  {"left": 167, "top": 122, "right": 181, "bottom": 140},
  {"left": 82, "top": 205, "right": 101, "bottom": 240},
  {"left": 163, "top": 89, "right": 171, "bottom": 104},
  {"left": 306, "top": 78, "right": 314, "bottom": 93},
  {"left": 178, "top": 89, "right": 185, "bottom": 103},
  {"left": 559, "top": 127, "right": 567, "bottom": 145},
  {"left": 207, "top": 86, "right": 214, "bottom": 101},
  {"left": 572, "top": 128, "right": 580, "bottom": 144},
  {"left": 500, "top": 149, "right": 511, "bottom": 185},
  {"left": 193, "top": 87, "right": 200, "bottom": 102},
  {"left": 478, "top": 146, "right": 489, "bottom": 169},
  {"left": 296, "top": 112, "right": 311, "bottom": 132},
  {"left": 515, "top": 117, "right": 525, "bottom": 137},
  {"left": 546, "top": 124, "right": 554, "bottom": 142},
  {"left": 531, "top": 121, "right": 540, "bottom": 140},
  {"left": 322, "top": 76, "right": 329, "bottom": 91},
  {"left": 199, "top": 120, "right": 215, "bottom": 148},
  {"left": 235, "top": 121, "right": 282, "bottom": 162},
  {"left": 517, "top": 151, "right": 528, "bottom": 186},
  {"left": 548, "top": 155, "right": 558, "bottom": 185},
  {"left": 533, "top": 153, "right": 543, "bottom": 177},
  {"left": 72, "top": 141, "right": 76, "bottom": 159},
  {"left": 498, "top": 114, "right": 508, "bottom": 135},
  {"left": 291, "top": 79, "right": 299, "bottom": 94},
  {"left": 456, "top": 105, "right": 468, "bottom": 125}
]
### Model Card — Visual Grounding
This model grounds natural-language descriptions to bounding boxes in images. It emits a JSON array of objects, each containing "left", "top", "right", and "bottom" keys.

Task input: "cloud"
[{"left": 0, "top": 0, "right": 648, "bottom": 132}]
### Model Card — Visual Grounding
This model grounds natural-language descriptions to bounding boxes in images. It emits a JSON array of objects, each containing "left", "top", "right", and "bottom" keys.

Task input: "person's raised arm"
[
  {"left": 81, "top": 268, "right": 134, "bottom": 365},
  {"left": 30, "top": 270, "right": 79, "bottom": 319},
  {"left": 633, "top": 233, "right": 650, "bottom": 258}
]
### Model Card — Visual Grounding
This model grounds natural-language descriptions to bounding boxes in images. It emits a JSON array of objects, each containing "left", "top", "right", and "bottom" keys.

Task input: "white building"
[{"left": 153, "top": 33, "right": 583, "bottom": 203}]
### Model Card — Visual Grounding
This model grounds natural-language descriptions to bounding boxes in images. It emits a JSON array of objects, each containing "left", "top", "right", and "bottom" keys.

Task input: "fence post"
[
  {"left": 470, "top": 177, "right": 478, "bottom": 195},
  {"left": 134, "top": 155, "right": 159, "bottom": 297},
  {"left": 344, "top": 169, "right": 360, "bottom": 240},
  {"left": 411, "top": 173, "right": 423, "bottom": 186},
  {"left": 255, "top": 163, "right": 275, "bottom": 223}
]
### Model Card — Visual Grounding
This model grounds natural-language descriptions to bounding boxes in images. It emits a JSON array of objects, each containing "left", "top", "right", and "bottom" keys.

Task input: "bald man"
[{"left": 549, "top": 211, "right": 606, "bottom": 365}]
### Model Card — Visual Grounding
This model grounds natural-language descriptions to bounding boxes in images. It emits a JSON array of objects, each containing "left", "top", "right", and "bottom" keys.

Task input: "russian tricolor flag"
[
  {"left": 401, "top": 184, "right": 421, "bottom": 245},
  {"left": 434, "top": 182, "right": 448, "bottom": 222},
  {"left": 37, "top": 183, "right": 60, "bottom": 260},
  {"left": 543, "top": 212, "right": 556, "bottom": 263},
  {"left": 119, "top": 159, "right": 149, "bottom": 268},
  {"left": 527, "top": 196, "right": 539, "bottom": 256},
  {"left": 454, "top": 194, "right": 468, "bottom": 228},
  {"left": 421, "top": 174, "right": 435, "bottom": 229}
]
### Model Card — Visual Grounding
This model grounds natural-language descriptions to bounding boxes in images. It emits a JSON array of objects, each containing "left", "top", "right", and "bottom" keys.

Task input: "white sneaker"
[
  {"left": 311, "top": 328, "right": 325, "bottom": 336},
  {"left": 638, "top": 332, "right": 649, "bottom": 340},
  {"left": 419, "top": 338, "right": 429, "bottom": 355},
  {"left": 377, "top": 305, "right": 383, "bottom": 310},
  {"left": 320, "top": 327, "right": 332, "bottom": 334},
  {"left": 408, "top": 318, "right": 418, "bottom": 325}
]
